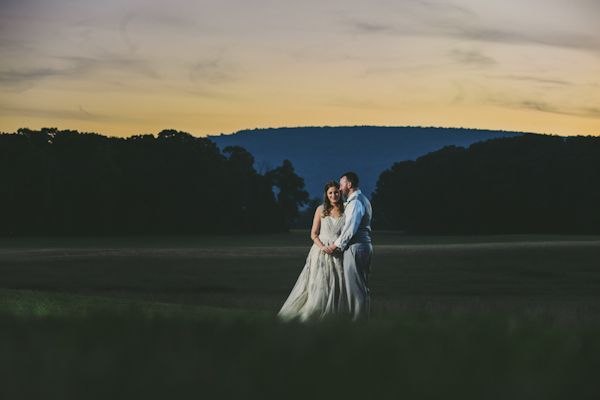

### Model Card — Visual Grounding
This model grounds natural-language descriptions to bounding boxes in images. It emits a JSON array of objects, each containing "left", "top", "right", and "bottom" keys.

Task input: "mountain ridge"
[{"left": 207, "top": 126, "right": 533, "bottom": 201}]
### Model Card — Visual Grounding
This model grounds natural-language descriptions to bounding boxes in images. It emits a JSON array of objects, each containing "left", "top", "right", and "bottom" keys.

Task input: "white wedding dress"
[{"left": 278, "top": 215, "right": 347, "bottom": 321}]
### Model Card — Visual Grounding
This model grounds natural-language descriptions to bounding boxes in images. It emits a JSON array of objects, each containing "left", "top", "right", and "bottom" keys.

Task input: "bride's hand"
[{"left": 322, "top": 245, "right": 333, "bottom": 255}]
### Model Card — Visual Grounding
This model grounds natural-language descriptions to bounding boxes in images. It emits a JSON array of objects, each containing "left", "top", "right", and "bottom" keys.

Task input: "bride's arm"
[{"left": 310, "top": 206, "right": 325, "bottom": 250}]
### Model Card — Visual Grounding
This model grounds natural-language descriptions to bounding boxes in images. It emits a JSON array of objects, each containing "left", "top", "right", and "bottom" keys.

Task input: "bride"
[{"left": 278, "top": 180, "right": 347, "bottom": 321}]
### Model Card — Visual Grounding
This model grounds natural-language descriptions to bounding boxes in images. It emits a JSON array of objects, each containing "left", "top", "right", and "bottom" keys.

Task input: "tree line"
[
  {"left": 0, "top": 128, "right": 308, "bottom": 236},
  {"left": 4, "top": 128, "right": 598, "bottom": 236},
  {"left": 372, "top": 134, "right": 600, "bottom": 234}
]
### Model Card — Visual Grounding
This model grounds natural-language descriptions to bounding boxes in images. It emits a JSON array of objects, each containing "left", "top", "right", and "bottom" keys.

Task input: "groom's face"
[{"left": 340, "top": 177, "right": 350, "bottom": 198}]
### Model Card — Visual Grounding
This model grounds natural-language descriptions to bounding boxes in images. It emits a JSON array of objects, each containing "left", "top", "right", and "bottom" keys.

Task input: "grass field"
[
  {"left": 2, "top": 231, "right": 600, "bottom": 325},
  {"left": 1, "top": 232, "right": 600, "bottom": 399}
]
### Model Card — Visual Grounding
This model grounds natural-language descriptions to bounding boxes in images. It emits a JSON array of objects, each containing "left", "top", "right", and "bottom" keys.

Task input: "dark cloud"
[
  {"left": 492, "top": 75, "right": 571, "bottom": 86},
  {"left": 485, "top": 95, "right": 600, "bottom": 120},
  {"left": 520, "top": 100, "right": 559, "bottom": 113},
  {"left": 449, "top": 49, "right": 496, "bottom": 66},
  {"left": 348, "top": 21, "right": 395, "bottom": 34}
]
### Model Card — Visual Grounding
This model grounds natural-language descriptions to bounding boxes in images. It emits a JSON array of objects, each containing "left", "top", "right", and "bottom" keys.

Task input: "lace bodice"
[{"left": 319, "top": 215, "right": 344, "bottom": 244}]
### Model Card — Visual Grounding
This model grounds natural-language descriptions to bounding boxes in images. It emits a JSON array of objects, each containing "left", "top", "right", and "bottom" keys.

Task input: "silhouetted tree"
[
  {"left": 221, "top": 145, "right": 284, "bottom": 233},
  {"left": 0, "top": 128, "right": 296, "bottom": 236},
  {"left": 372, "top": 134, "right": 600, "bottom": 234},
  {"left": 267, "top": 159, "right": 309, "bottom": 229}
]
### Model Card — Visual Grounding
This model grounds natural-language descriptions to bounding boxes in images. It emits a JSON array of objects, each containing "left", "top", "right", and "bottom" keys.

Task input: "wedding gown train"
[{"left": 278, "top": 215, "right": 346, "bottom": 321}]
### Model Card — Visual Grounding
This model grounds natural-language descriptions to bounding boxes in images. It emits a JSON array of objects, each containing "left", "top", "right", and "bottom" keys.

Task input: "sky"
[{"left": 1, "top": 0, "right": 599, "bottom": 138}]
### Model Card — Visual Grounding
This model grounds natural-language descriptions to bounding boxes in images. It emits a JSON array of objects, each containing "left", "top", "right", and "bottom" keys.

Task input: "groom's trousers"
[{"left": 343, "top": 242, "right": 373, "bottom": 321}]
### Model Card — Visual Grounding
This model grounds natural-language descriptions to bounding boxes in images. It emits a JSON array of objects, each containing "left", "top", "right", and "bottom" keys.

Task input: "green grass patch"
[{"left": 0, "top": 288, "right": 269, "bottom": 321}]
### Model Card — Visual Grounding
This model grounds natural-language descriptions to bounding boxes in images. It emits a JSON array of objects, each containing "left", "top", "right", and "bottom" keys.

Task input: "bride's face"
[{"left": 327, "top": 186, "right": 341, "bottom": 204}]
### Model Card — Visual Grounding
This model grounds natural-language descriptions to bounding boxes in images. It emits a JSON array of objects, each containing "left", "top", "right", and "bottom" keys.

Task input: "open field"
[
  {"left": 2, "top": 232, "right": 600, "bottom": 399},
  {"left": 2, "top": 231, "right": 600, "bottom": 326}
]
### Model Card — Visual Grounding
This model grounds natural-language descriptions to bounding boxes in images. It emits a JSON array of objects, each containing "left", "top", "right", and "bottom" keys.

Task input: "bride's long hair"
[{"left": 321, "top": 180, "right": 345, "bottom": 218}]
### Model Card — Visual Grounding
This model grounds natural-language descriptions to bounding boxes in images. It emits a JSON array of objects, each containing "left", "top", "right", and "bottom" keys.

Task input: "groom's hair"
[{"left": 341, "top": 172, "right": 359, "bottom": 188}]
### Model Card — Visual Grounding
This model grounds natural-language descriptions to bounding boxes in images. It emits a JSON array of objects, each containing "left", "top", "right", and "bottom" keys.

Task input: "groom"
[{"left": 324, "top": 172, "right": 373, "bottom": 321}]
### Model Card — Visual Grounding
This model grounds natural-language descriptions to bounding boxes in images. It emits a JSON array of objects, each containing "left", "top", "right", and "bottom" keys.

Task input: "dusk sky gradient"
[{"left": 1, "top": 0, "right": 599, "bottom": 137}]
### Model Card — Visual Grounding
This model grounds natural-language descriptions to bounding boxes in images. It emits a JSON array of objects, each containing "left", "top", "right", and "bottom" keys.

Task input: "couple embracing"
[{"left": 278, "top": 172, "right": 373, "bottom": 322}]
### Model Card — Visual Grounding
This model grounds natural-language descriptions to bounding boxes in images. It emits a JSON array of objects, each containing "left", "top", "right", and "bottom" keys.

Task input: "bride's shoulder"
[{"left": 316, "top": 204, "right": 327, "bottom": 219}]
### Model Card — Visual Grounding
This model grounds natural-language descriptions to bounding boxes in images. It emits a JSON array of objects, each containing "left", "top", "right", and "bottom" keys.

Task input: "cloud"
[
  {"left": 492, "top": 75, "right": 571, "bottom": 86},
  {"left": 520, "top": 100, "right": 559, "bottom": 113},
  {"left": 0, "top": 53, "right": 159, "bottom": 92},
  {"left": 119, "top": 11, "right": 139, "bottom": 54},
  {"left": 582, "top": 108, "right": 600, "bottom": 118},
  {"left": 2, "top": 104, "right": 112, "bottom": 123},
  {"left": 0, "top": 68, "right": 65, "bottom": 83},
  {"left": 341, "top": 1, "right": 600, "bottom": 54},
  {"left": 340, "top": 0, "right": 475, "bottom": 37},
  {"left": 452, "top": 25, "right": 600, "bottom": 52},
  {"left": 0, "top": 68, "right": 69, "bottom": 91},
  {"left": 485, "top": 95, "right": 600, "bottom": 120},
  {"left": 449, "top": 49, "right": 496, "bottom": 66},
  {"left": 190, "top": 57, "right": 238, "bottom": 85},
  {"left": 62, "top": 55, "right": 160, "bottom": 80},
  {"left": 347, "top": 21, "right": 395, "bottom": 34}
]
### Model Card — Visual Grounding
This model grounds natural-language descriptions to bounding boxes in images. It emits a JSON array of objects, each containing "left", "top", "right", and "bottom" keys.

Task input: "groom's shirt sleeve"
[{"left": 334, "top": 200, "right": 365, "bottom": 250}]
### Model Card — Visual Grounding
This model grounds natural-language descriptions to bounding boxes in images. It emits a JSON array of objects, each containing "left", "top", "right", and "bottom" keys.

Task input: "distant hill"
[{"left": 207, "top": 126, "right": 531, "bottom": 200}]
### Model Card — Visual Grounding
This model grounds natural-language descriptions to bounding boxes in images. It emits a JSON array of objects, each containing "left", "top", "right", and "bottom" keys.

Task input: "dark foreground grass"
[{"left": 2, "top": 289, "right": 600, "bottom": 400}]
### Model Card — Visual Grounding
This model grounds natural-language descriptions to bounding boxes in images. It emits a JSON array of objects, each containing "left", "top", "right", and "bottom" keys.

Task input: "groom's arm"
[{"left": 331, "top": 200, "right": 365, "bottom": 251}]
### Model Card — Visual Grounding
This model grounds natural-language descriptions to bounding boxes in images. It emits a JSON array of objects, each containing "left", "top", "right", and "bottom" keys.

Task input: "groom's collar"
[{"left": 346, "top": 189, "right": 362, "bottom": 201}]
